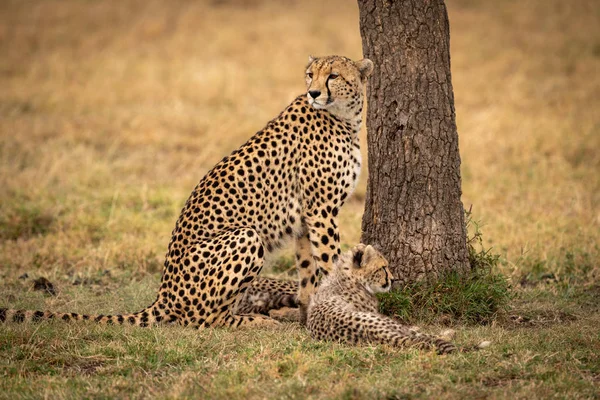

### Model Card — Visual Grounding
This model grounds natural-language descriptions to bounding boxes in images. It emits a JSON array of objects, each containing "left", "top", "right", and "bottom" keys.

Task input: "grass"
[
  {"left": 377, "top": 270, "right": 512, "bottom": 326},
  {"left": 0, "top": 0, "right": 599, "bottom": 398}
]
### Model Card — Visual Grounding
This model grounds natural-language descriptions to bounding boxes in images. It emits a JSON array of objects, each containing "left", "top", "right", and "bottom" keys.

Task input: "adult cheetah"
[{"left": 1, "top": 55, "right": 374, "bottom": 329}]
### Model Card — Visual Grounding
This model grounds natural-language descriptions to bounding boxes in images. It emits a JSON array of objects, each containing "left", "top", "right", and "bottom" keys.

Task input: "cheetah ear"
[
  {"left": 308, "top": 55, "right": 316, "bottom": 63},
  {"left": 355, "top": 58, "right": 374, "bottom": 81},
  {"left": 351, "top": 243, "right": 369, "bottom": 268},
  {"left": 360, "top": 245, "right": 379, "bottom": 267}
]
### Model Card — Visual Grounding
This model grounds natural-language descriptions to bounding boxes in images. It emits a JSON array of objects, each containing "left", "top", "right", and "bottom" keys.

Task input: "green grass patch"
[
  {"left": 378, "top": 269, "right": 511, "bottom": 325},
  {"left": 378, "top": 211, "right": 512, "bottom": 324}
]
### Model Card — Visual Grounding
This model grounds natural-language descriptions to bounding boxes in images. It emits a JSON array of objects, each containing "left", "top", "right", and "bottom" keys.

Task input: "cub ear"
[
  {"left": 351, "top": 243, "right": 367, "bottom": 268},
  {"left": 355, "top": 58, "right": 374, "bottom": 81},
  {"left": 360, "top": 245, "right": 378, "bottom": 267}
]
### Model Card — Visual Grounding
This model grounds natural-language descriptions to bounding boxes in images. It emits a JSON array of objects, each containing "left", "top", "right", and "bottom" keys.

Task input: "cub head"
[
  {"left": 305, "top": 55, "right": 374, "bottom": 120},
  {"left": 341, "top": 243, "right": 392, "bottom": 294}
]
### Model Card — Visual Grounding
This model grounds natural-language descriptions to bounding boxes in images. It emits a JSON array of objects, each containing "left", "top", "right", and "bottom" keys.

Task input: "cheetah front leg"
[
  {"left": 296, "top": 214, "right": 341, "bottom": 324},
  {"left": 295, "top": 233, "right": 317, "bottom": 324}
]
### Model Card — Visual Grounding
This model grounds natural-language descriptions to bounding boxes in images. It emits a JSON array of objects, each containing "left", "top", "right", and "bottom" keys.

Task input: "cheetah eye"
[
  {"left": 329, "top": 73, "right": 339, "bottom": 79},
  {"left": 306, "top": 72, "right": 313, "bottom": 79}
]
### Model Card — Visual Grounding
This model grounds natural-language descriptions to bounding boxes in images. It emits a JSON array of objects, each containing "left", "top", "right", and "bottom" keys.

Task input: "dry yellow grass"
[
  {"left": 1, "top": 0, "right": 597, "bottom": 277},
  {"left": 0, "top": 0, "right": 599, "bottom": 398},
  {"left": 452, "top": 1, "right": 600, "bottom": 272}
]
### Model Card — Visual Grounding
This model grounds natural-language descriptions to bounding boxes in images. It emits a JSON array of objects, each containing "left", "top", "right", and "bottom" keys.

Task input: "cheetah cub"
[{"left": 307, "top": 244, "right": 457, "bottom": 354}]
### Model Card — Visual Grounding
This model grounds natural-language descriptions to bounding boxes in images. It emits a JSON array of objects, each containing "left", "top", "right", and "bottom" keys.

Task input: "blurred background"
[{"left": 0, "top": 0, "right": 598, "bottom": 283}]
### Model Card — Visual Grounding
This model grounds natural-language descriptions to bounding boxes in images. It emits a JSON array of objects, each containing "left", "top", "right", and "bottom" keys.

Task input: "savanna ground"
[{"left": 0, "top": 0, "right": 599, "bottom": 398}]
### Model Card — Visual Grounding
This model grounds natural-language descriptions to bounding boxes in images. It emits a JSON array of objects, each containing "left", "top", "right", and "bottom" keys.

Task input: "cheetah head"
[
  {"left": 346, "top": 243, "right": 392, "bottom": 294},
  {"left": 305, "top": 55, "right": 374, "bottom": 120}
]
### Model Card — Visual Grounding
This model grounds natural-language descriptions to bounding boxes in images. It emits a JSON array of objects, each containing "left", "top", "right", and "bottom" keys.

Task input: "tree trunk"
[{"left": 357, "top": 0, "right": 470, "bottom": 283}]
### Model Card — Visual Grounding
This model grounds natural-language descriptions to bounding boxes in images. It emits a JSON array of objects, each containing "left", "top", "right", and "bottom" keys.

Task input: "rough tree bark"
[{"left": 357, "top": 0, "right": 470, "bottom": 283}]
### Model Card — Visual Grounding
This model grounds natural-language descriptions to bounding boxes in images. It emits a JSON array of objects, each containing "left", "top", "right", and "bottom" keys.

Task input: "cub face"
[
  {"left": 342, "top": 244, "right": 392, "bottom": 294},
  {"left": 305, "top": 55, "right": 374, "bottom": 117}
]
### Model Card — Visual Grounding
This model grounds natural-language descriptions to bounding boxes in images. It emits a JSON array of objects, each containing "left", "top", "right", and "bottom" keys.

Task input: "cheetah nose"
[{"left": 308, "top": 90, "right": 321, "bottom": 99}]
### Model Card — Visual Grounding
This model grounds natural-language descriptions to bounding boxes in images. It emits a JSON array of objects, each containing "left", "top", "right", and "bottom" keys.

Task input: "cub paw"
[
  {"left": 440, "top": 329, "right": 456, "bottom": 340},
  {"left": 249, "top": 315, "right": 281, "bottom": 328}
]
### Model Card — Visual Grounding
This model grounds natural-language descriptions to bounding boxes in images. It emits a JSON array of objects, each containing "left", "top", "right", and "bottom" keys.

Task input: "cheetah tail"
[
  {"left": 0, "top": 302, "right": 170, "bottom": 327},
  {"left": 434, "top": 338, "right": 458, "bottom": 355}
]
